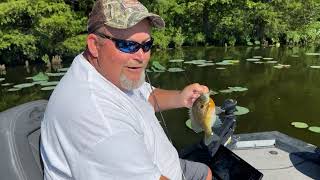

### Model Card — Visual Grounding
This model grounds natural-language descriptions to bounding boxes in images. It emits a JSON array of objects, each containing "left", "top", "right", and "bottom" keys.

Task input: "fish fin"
[{"left": 189, "top": 109, "right": 203, "bottom": 133}]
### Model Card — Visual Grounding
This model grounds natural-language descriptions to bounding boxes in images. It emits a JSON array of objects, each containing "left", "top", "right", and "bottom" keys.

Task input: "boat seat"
[{"left": 0, "top": 100, "right": 48, "bottom": 180}]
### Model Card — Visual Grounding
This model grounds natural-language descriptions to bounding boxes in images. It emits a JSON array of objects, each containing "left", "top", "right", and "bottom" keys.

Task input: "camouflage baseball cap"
[{"left": 87, "top": 0, "right": 165, "bottom": 33}]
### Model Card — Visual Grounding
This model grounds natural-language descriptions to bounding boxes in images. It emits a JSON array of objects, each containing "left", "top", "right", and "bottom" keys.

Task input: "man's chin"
[{"left": 119, "top": 72, "right": 145, "bottom": 90}]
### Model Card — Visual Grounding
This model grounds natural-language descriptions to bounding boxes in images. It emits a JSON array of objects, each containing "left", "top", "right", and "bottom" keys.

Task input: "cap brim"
[{"left": 145, "top": 13, "right": 165, "bottom": 29}]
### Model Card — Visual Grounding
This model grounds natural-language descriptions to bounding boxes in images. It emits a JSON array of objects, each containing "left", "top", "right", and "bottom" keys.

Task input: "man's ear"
[{"left": 87, "top": 34, "right": 99, "bottom": 58}]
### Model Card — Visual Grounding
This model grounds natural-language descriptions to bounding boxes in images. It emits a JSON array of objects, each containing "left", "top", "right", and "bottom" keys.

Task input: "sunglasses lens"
[
  {"left": 116, "top": 40, "right": 140, "bottom": 53},
  {"left": 142, "top": 39, "right": 153, "bottom": 52},
  {"left": 115, "top": 39, "right": 153, "bottom": 53}
]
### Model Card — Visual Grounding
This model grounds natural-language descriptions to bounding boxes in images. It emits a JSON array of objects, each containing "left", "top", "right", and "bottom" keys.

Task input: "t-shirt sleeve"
[
  {"left": 138, "top": 82, "right": 155, "bottom": 100},
  {"left": 74, "top": 130, "right": 162, "bottom": 180}
]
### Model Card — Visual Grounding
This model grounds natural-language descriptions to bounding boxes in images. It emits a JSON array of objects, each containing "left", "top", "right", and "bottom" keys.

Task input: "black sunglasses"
[{"left": 93, "top": 31, "right": 153, "bottom": 54}]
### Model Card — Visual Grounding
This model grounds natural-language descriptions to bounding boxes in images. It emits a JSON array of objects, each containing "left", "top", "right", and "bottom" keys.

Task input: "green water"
[{"left": 1, "top": 46, "right": 319, "bottom": 149}]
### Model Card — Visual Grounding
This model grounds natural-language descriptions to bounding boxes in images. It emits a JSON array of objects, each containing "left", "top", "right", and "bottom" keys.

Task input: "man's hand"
[
  {"left": 179, "top": 83, "right": 209, "bottom": 108},
  {"left": 148, "top": 83, "right": 209, "bottom": 111}
]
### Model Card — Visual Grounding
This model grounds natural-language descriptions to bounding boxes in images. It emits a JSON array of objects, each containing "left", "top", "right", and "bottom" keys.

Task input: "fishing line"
[
  {"left": 145, "top": 71, "right": 172, "bottom": 143},
  {"left": 145, "top": 71, "right": 187, "bottom": 180}
]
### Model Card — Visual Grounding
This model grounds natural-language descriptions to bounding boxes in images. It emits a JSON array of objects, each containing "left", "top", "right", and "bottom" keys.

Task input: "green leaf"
[
  {"left": 234, "top": 106, "right": 250, "bottom": 115},
  {"left": 151, "top": 61, "right": 166, "bottom": 71},
  {"left": 167, "top": 67, "right": 185, "bottom": 72},
  {"left": 308, "top": 126, "right": 320, "bottom": 133},
  {"left": 41, "top": 86, "right": 56, "bottom": 91},
  {"left": 32, "top": 72, "right": 49, "bottom": 81},
  {"left": 291, "top": 122, "right": 309, "bottom": 128}
]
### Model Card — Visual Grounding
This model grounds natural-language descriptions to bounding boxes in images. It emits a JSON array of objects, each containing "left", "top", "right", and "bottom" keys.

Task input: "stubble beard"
[{"left": 119, "top": 69, "right": 146, "bottom": 90}]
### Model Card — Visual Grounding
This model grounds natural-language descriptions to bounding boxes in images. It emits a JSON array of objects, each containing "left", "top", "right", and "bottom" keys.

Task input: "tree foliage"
[{"left": 0, "top": 0, "right": 319, "bottom": 64}]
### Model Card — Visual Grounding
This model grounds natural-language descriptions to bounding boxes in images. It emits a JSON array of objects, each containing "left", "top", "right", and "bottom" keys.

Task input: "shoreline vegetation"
[{"left": 0, "top": 0, "right": 319, "bottom": 65}]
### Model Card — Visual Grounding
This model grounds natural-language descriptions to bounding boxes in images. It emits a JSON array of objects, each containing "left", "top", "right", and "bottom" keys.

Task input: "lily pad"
[
  {"left": 57, "top": 68, "right": 69, "bottom": 72},
  {"left": 13, "top": 83, "right": 35, "bottom": 89},
  {"left": 151, "top": 67, "right": 165, "bottom": 73},
  {"left": 291, "top": 122, "right": 308, "bottom": 128},
  {"left": 253, "top": 56, "right": 263, "bottom": 59},
  {"left": 254, "top": 61, "right": 264, "bottom": 64},
  {"left": 1, "top": 83, "right": 13, "bottom": 86},
  {"left": 197, "top": 63, "right": 215, "bottom": 67},
  {"left": 169, "top": 59, "right": 184, "bottom": 63},
  {"left": 40, "top": 81, "right": 60, "bottom": 86},
  {"left": 308, "top": 126, "right": 320, "bottom": 133},
  {"left": 216, "top": 67, "right": 226, "bottom": 70},
  {"left": 184, "top": 60, "right": 207, "bottom": 65},
  {"left": 32, "top": 72, "right": 49, "bottom": 81},
  {"left": 263, "top": 57, "right": 274, "bottom": 60},
  {"left": 219, "top": 89, "right": 233, "bottom": 93},
  {"left": 145, "top": 69, "right": 152, "bottom": 73},
  {"left": 228, "top": 86, "right": 248, "bottom": 92},
  {"left": 7, "top": 88, "right": 21, "bottom": 92},
  {"left": 265, "top": 61, "right": 278, "bottom": 64},
  {"left": 216, "top": 61, "right": 233, "bottom": 66},
  {"left": 25, "top": 77, "right": 33, "bottom": 80},
  {"left": 310, "top": 66, "right": 320, "bottom": 69},
  {"left": 305, "top": 53, "right": 320, "bottom": 56},
  {"left": 0, "top": 78, "right": 5, "bottom": 82},
  {"left": 246, "top": 58, "right": 260, "bottom": 62},
  {"left": 291, "top": 55, "right": 300, "bottom": 58},
  {"left": 151, "top": 61, "right": 166, "bottom": 71},
  {"left": 167, "top": 67, "right": 185, "bottom": 72},
  {"left": 46, "top": 72, "right": 66, "bottom": 77},
  {"left": 234, "top": 106, "right": 250, "bottom": 115},
  {"left": 41, "top": 86, "right": 56, "bottom": 91}
]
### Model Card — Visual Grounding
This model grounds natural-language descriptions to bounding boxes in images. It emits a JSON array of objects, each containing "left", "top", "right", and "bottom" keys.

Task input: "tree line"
[{"left": 0, "top": 0, "right": 319, "bottom": 64}]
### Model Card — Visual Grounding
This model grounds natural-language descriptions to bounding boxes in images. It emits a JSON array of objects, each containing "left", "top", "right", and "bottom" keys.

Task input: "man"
[{"left": 41, "top": 0, "right": 212, "bottom": 179}]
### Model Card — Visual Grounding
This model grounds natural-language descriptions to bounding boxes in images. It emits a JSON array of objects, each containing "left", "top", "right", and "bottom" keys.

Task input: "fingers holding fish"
[{"left": 180, "top": 83, "right": 209, "bottom": 108}]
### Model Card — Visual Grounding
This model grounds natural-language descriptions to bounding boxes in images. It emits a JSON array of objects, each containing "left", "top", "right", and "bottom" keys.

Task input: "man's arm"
[{"left": 148, "top": 83, "right": 209, "bottom": 112}]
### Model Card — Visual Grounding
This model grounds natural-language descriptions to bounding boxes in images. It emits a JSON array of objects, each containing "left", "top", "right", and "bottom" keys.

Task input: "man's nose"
[{"left": 133, "top": 48, "right": 146, "bottom": 63}]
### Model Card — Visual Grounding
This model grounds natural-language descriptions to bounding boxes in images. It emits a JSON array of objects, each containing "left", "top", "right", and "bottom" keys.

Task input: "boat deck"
[{"left": 231, "top": 131, "right": 320, "bottom": 180}]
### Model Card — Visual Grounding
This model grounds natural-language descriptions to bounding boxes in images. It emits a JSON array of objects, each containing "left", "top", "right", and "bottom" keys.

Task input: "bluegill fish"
[{"left": 189, "top": 91, "right": 218, "bottom": 145}]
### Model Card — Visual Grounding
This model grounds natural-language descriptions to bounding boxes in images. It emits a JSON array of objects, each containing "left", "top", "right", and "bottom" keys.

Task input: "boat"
[{"left": 0, "top": 100, "right": 319, "bottom": 180}]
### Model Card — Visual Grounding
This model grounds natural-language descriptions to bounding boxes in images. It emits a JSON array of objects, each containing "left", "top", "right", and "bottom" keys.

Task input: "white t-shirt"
[{"left": 40, "top": 54, "right": 182, "bottom": 180}]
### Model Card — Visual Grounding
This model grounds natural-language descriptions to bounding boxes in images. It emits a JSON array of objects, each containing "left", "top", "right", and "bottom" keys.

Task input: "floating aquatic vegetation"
[
  {"left": 41, "top": 86, "right": 56, "bottom": 91},
  {"left": 228, "top": 86, "right": 248, "bottom": 92},
  {"left": 151, "top": 61, "right": 166, "bottom": 71},
  {"left": 40, "top": 81, "right": 59, "bottom": 86},
  {"left": 254, "top": 61, "right": 264, "bottom": 64},
  {"left": 146, "top": 69, "right": 152, "bottom": 73},
  {"left": 305, "top": 53, "right": 320, "bottom": 56},
  {"left": 0, "top": 78, "right": 4, "bottom": 82},
  {"left": 1, "top": 83, "right": 13, "bottom": 86},
  {"left": 216, "top": 67, "right": 226, "bottom": 70},
  {"left": 197, "top": 63, "right": 215, "bottom": 67},
  {"left": 46, "top": 72, "right": 66, "bottom": 77},
  {"left": 32, "top": 81, "right": 48, "bottom": 85},
  {"left": 273, "top": 64, "right": 291, "bottom": 69},
  {"left": 151, "top": 67, "right": 165, "bottom": 72},
  {"left": 265, "top": 61, "right": 278, "bottom": 64},
  {"left": 215, "top": 60, "right": 234, "bottom": 65},
  {"left": 219, "top": 89, "right": 233, "bottom": 93},
  {"left": 32, "top": 72, "right": 49, "bottom": 81},
  {"left": 167, "top": 67, "right": 185, "bottom": 72},
  {"left": 246, "top": 58, "right": 260, "bottom": 62},
  {"left": 219, "top": 86, "right": 248, "bottom": 93},
  {"left": 234, "top": 106, "right": 250, "bottom": 115},
  {"left": 310, "top": 66, "right": 320, "bottom": 69},
  {"left": 13, "top": 83, "right": 35, "bottom": 89},
  {"left": 291, "top": 55, "right": 299, "bottom": 58},
  {"left": 253, "top": 56, "right": 263, "bottom": 58},
  {"left": 308, "top": 126, "right": 320, "bottom": 133},
  {"left": 7, "top": 88, "right": 21, "bottom": 92},
  {"left": 25, "top": 77, "right": 33, "bottom": 80},
  {"left": 57, "top": 68, "right": 69, "bottom": 72},
  {"left": 291, "top": 122, "right": 308, "bottom": 128},
  {"left": 263, "top": 57, "right": 274, "bottom": 60},
  {"left": 168, "top": 59, "right": 184, "bottom": 63},
  {"left": 184, "top": 60, "right": 207, "bottom": 65}
]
